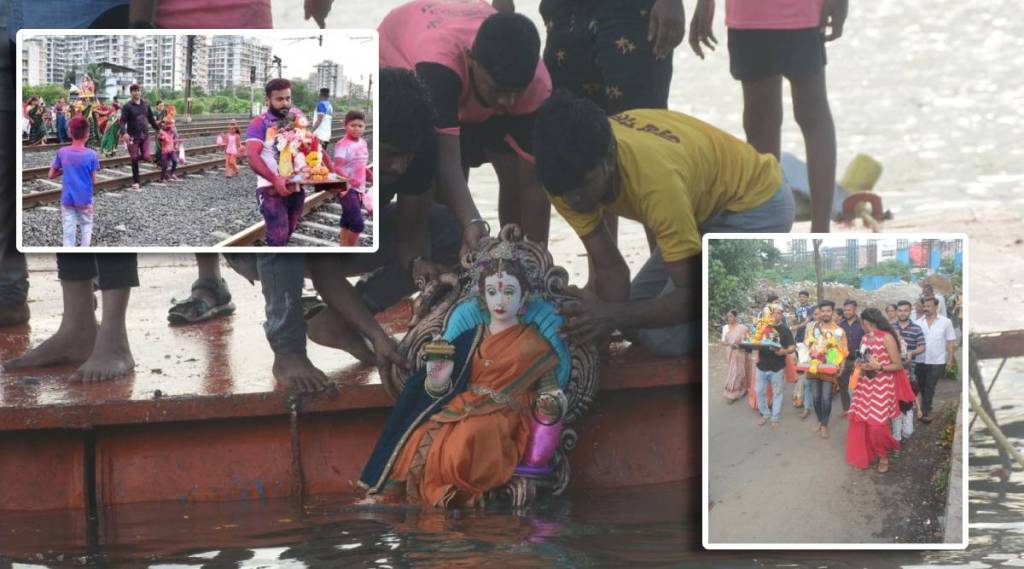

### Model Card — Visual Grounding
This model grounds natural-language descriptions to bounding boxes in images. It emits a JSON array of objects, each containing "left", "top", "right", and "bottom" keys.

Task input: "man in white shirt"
[
  {"left": 915, "top": 296, "right": 957, "bottom": 423},
  {"left": 921, "top": 284, "right": 947, "bottom": 317},
  {"left": 312, "top": 87, "right": 334, "bottom": 151}
]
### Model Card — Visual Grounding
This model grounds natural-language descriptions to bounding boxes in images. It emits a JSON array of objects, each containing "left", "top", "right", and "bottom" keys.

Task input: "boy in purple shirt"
[{"left": 50, "top": 117, "right": 99, "bottom": 247}]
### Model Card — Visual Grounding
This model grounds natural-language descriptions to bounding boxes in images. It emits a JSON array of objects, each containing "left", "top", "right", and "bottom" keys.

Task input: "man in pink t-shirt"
[
  {"left": 378, "top": 0, "right": 553, "bottom": 245},
  {"left": 689, "top": 0, "right": 848, "bottom": 233}
]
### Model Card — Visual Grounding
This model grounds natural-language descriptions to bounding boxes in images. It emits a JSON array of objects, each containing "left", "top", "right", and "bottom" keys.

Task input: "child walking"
[
  {"left": 330, "top": 110, "right": 369, "bottom": 246},
  {"left": 159, "top": 118, "right": 179, "bottom": 182},
  {"left": 50, "top": 117, "right": 100, "bottom": 247},
  {"left": 220, "top": 122, "right": 241, "bottom": 177}
]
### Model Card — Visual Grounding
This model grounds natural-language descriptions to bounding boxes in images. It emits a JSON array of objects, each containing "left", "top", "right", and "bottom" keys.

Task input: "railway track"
[
  {"left": 218, "top": 164, "right": 374, "bottom": 248},
  {"left": 23, "top": 116, "right": 353, "bottom": 152},
  {"left": 21, "top": 129, "right": 372, "bottom": 209}
]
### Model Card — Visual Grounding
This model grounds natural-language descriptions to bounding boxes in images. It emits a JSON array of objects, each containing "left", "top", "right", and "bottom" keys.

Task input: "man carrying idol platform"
[{"left": 533, "top": 92, "right": 796, "bottom": 358}]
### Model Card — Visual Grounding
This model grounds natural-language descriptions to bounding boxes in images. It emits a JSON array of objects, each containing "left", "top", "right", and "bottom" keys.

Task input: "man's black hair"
[
  {"left": 766, "top": 293, "right": 779, "bottom": 303},
  {"left": 819, "top": 300, "right": 836, "bottom": 310},
  {"left": 471, "top": 12, "right": 540, "bottom": 89},
  {"left": 319, "top": 87, "right": 330, "bottom": 98},
  {"left": 534, "top": 91, "right": 613, "bottom": 196},
  {"left": 265, "top": 78, "right": 291, "bottom": 98},
  {"left": 843, "top": 299, "right": 858, "bottom": 308},
  {"left": 799, "top": 290, "right": 810, "bottom": 297},
  {"left": 923, "top": 296, "right": 939, "bottom": 307},
  {"left": 896, "top": 300, "right": 912, "bottom": 309},
  {"left": 379, "top": 67, "right": 435, "bottom": 154}
]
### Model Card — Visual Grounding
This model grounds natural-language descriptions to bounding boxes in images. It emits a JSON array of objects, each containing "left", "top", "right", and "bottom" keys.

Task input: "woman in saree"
[
  {"left": 360, "top": 258, "right": 567, "bottom": 508},
  {"left": 721, "top": 310, "right": 748, "bottom": 402},
  {"left": 85, "top": 99, "right": 102, "bottom": 148},
  {"left": 846, "top": 308, "right": 916, "bottom": 473},
  {"left": 54, "top": 97, "right": 69, "bottom": 143},
  {"left": 100, "top": 101, "right": 122, "bottom": 157},
  {"left": 26, "top": 97, "right": 47, "bottom": 145}
]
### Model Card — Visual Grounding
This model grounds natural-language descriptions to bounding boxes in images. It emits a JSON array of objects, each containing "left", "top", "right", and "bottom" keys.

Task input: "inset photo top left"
[{"left": 17, "top": 29, "right": 378, "bottom": 252}]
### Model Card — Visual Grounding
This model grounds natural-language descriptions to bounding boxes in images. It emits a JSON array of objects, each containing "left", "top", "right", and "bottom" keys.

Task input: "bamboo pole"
[{"left": 970, "top": 393, "right": 1024, "bottom": 471}]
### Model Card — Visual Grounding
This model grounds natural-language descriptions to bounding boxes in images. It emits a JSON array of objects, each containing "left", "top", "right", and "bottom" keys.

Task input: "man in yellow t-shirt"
[{"left": 533, "top": 93, "right": 795, "bottom": 357}]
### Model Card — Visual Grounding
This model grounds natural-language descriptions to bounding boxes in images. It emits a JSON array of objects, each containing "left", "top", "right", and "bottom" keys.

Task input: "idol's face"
[{"left": 484, "top": 271, "right": 524, "bottom": 325}]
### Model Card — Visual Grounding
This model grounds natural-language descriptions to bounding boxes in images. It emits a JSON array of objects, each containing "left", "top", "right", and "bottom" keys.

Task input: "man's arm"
[
  {"left": 395, "top": 190, "right": 434, "bottom": 276},
  {"left": 246, "top": 139, "right": 289, "bottom": 196},
  {"left": 433, "top": 135, "right": 486, "bottom": 245},
  {"left": 311, "top": 102, "right": 326, "bottom": 132},
  {"left": 560, "top": 224, "right": 698, "bottom": 344},
  {"left": 146, "top": 105, "right": 160, "bottom": 132}
]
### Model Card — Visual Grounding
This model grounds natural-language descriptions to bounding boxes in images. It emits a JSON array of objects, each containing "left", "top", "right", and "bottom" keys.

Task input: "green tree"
[{"left": 708, "top": 240, "right": 781, "bottom": 326}]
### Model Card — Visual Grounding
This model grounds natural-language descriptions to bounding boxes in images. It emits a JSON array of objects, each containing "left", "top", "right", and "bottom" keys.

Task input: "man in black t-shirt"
[
  {"left": 118, "top": 84, "right": 161, "bottom": 190},
  {"left": 755, "top": 305, "right": 796, "bottom": 428}
]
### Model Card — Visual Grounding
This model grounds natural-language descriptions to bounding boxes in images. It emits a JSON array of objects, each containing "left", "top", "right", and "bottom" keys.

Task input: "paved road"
[{"left": 707, "top": 343, "right": 960, "bottom": 544}]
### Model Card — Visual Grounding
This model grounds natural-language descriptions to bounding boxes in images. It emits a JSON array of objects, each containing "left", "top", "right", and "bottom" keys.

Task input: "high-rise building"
[
  {"left": 20, "top": 38, "right": 47, "bottom": 86},
  {"left": 207, "top": 36, "right": 272, "bottom": 94},
  {"left": 137, "top": 35, "right": 209, "bottom": 94},
  {"left": 312, "top": 60, "right": 341, "bottom": 96}
]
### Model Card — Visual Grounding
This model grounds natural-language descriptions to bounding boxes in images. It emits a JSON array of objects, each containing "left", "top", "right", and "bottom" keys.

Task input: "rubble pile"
[{"left": 750, "top": 279, "right": 930, "bottom": 311}]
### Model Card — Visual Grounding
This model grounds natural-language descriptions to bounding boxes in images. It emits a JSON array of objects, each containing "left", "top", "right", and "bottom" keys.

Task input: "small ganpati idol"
[{"left": 359, "top": 257, "right": 567, "bottom": 508}]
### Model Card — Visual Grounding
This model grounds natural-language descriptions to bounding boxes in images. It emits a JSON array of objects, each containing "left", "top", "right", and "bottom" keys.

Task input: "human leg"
[
  {"left": 61, "top": 206, "right": 80, "bottom": 247},
  {"left": 769, "top": 369, "right": 785, "bottom": 423},
  {"left": 591, "top": 0, "right": 674, "bottom": 113},
  {"left": 1, "top": 255, "right": 98, "bottom": 370},
  {"left": 0, "top": 108, "right": 30, "bottom": 326},
  {"left": 79, "top": 205, "right": 94, "bottom": 247},
  {"left": 167, "top": 253, "right": 235, "bottom": 325},
  {"left": 755, "top": 368, "right": 771, "bottom": 420},
  {"left": 790, "top": 66, "right": 836, "bottom": 233},
  {"left": 622, "top": 247, "right": 698, "bottom": 357},
  {"left": 256, "top": 253, "right": 329, "bottom": 392},
  {"left": 74, "top": 253, "right": 139, "bottom": 382},
  {"left": 259, "top": 190, "right": 295, "bottom": 247}
]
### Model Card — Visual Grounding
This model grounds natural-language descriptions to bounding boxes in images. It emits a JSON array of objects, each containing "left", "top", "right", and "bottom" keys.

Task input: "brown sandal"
[{"left": 878, "top": 460, "right": 889, "bottom": 473}]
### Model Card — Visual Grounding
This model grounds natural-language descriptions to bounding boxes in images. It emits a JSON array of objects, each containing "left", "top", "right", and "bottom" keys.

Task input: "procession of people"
[{"left": 720, "top": 286, "right": 960, "bottom": 473}]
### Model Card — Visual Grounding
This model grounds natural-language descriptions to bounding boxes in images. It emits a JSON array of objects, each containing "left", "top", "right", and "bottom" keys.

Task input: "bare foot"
[
  {"left": 758, "top": 417, "right": 769, "bottom": 426},
  {"left": 72, "top": 342, "right": 135, "bottom": 383},
  {"left": 771, "top": 421, "right": 780, "bottom": 430},
  {"left": 3, "top": 323, "right": 97, "bottom": 370},
  {"left": 273, "top": 352, "right": 331, "bottom": 393},
  {"left": 307, "top": 311, "right": 376, "bottom": 365},
  {"left": 800, "top": 409, "right": 810, "bottom": 420},
  {"left": 812, "top": 422, "right": 822, "bottom": 432},
  {"left": 820, "top": 427, "right": 830, "bottom": 439}
]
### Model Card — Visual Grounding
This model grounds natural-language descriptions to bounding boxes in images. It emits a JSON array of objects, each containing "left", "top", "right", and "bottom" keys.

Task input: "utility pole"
[
  {"left": 249, "top": 65, "right": 256, "bottom": 117},
  {"left": 184, "top": 35, "right": 195, "bottom": 123},
  {"left": 366, "top": 74, "right": 372, "bottom": 119}
]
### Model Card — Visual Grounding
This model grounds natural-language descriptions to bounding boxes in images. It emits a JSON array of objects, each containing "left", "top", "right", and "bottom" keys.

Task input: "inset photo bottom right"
[{"left": 703, "top": 234, "right": 967, "bottom": 549}]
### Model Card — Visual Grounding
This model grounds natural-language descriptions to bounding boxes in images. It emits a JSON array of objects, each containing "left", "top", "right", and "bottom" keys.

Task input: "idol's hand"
[{"left": 425, "top": 359, "right": 455, "bottom": 395}]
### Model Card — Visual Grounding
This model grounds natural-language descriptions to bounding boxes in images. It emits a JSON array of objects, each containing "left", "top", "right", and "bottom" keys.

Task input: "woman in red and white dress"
[{"left": 846, "top": 308, "right": 916, "bottom": 473}]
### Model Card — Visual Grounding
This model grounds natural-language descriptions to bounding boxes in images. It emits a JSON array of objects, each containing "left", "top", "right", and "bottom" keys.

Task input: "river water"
[{"left": 4, "top": 0, "right": 1023, "bottom": 566}]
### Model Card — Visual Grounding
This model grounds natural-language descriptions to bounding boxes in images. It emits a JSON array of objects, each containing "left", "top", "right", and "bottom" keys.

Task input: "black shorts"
[
  {"left": 459, "top": 114, "right": 534, "bottom": 169},
  {"left": 727, "top": 27, "right": 827, "bottom": 82},
  {"left": 541, "top": 0, "right": 672, "bottom": 114}
]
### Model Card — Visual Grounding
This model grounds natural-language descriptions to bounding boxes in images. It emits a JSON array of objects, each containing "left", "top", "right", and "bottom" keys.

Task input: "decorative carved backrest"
[{"left": 380, "top": 225, "right": 600, "bottom": 494}]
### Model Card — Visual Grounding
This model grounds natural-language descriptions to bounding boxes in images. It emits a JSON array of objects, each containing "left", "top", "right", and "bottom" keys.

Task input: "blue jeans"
[
  {"left": 810, "top": 378, "right": 833, "bottom": 426},
  {"left": 756, "top": 367, "right": 785, "bottom": 422},
  {"left": 256, "top": 253, "right": 308, "bottom": 355},
  {"left": 625, "top": 180, "right": 796, "bottom": 357},
  {"left": 803, "top": 376, "right": 814, "bottom": 411}
]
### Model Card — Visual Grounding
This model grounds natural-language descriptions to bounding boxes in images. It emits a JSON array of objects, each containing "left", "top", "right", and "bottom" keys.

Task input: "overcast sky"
[{"left": 258, "top": 32, "right": 377, "bottom": 83}]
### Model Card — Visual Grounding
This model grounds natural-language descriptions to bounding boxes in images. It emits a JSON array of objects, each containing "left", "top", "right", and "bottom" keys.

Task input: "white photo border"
[
  {"left": 15, "top": 28, "right": 380, "bottom": 254},
  {"left": 701, "top": 231, "right": 970, "bottom": 550}
]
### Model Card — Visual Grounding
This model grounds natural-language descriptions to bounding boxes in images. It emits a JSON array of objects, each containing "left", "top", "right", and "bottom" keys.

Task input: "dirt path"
[{"left": 707, "top": 344, "right": 960, "bottom": 544}]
